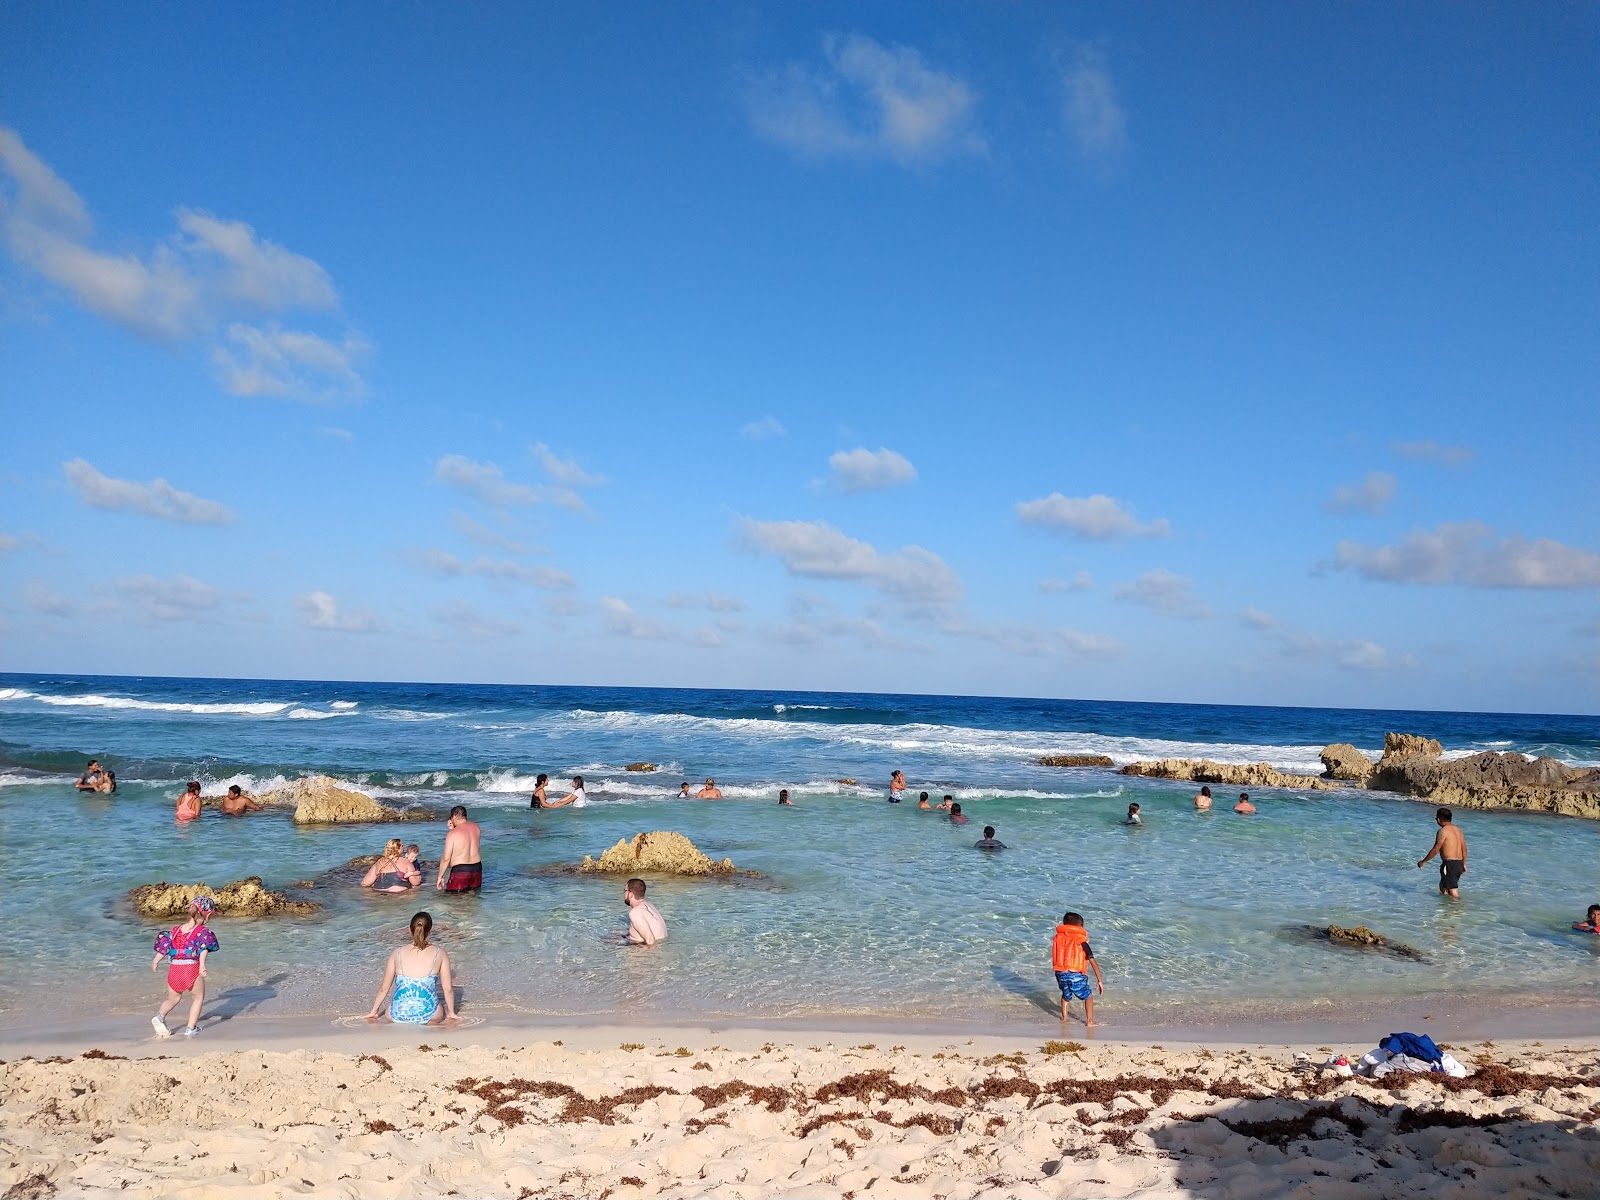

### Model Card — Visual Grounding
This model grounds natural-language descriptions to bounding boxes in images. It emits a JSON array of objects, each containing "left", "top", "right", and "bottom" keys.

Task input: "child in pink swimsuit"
[{"left": 150, "top": 896, "right": 220, "bottom": 1037}]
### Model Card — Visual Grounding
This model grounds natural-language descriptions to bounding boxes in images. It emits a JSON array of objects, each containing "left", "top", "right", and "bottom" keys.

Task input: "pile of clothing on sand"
[{"left": 1299, "top": 1032, "right": 1469, "bottom": 1079}]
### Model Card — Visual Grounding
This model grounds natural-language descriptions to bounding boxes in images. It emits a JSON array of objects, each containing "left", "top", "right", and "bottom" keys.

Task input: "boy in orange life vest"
[{"left": 1052, "top": 911, "right": 1105, "bottom": 1027}]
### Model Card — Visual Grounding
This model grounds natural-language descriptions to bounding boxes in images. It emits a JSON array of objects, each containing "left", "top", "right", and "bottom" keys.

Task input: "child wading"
[
  {"left": 151, "top": 896, "right": 219, "bottom": 1037},
  {"left": 1052, "top": 911, "right": 1105, "bottom": 1027}
]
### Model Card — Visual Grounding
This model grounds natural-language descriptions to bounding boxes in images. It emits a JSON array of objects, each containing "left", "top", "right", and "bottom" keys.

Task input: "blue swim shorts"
[{"left": 1055, "top": 970, "right": 1091, "bottom": 1001}]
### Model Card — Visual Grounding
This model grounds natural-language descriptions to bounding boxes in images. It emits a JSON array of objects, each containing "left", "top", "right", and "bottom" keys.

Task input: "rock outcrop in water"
[
  {"left": 130, "top": 877, "right": 320, "bottom": 918},
  {"left": 1119, "top": 759, "right": 1340, "bottom": 791},
  {"left": 1039, "top": 755, "right": 1115, "bottom": 768},
  {"left": 1318, "top": 743, "right": 1376, "bottom": 783},
  {"left": 259, "top": 776, "right": 437, "bottom": 825},
  {"left": 578, "top": 831, "right": 749, "bottom": 876},
  {"left": 1316, "top": 924, "right": 1424, "bottom": 961},
  {"left": 623, "top": 762, "right": 657, "bottom": 772}
]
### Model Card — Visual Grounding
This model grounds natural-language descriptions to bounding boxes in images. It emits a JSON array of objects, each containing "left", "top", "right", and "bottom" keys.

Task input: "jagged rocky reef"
[
  {"left": 1119, "top": 732, "right": 1599, "bottom": 819},
  {"left": 130, "top": 876, "right": 321, "bottom": 918},
  {"left": 255, "top": 776, "right": 440, "bottom": 825},
  {"left": 578, "top": 831, "right": 750, "bottom": 876}
]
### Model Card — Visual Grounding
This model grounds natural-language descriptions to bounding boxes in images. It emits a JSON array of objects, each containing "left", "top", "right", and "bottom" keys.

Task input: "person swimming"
[
  {"left": 1573, "top": 904, "right": 1600, "bottom": 933},
  {"left": 1124, "top": 803, "right": 1143, "bottom": 825}
]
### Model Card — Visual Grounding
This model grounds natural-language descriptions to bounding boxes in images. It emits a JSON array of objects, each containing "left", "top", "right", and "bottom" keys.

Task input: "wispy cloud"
[
  {"left": 1332, "top": 523, "right": 1600, "bottom": 589},
  {"left": 0, "top": 127, "right": 366, "bottom": 401},
  {"left": 434, "top": 455, "right": 553, "bottom": 510},
  {"left": 1114, "top": 569, "right": 1208, "bottom": 618},
  {"left": 748, "top": 33, "right": 984, "bottom": 165},
  {"left": 317, "top": 426, "right": 354, "bottom": 442},
  {"left": 665, "top": 592, "right": 745, "bottom": 613},
  {"left": 600, "top": 596, "right": 703, "bottom": 643},
  {"left": 1017, "top": 492, "right": 1169, "bottom": 540},
  {"left": 1040, "top": 572, "right": 1094, "bottom": 594},
  {"left": 294, "top": 590, "right": 381, "bottom": 633},
  {"left": 1325, "top": 470, "right": 1397, "bottom": 515},
  {"left": 430, "top": 599, "right": 522, "bottom": 639},
  {"left": 1241, "top": 607, "right": 1414, "bottom": 673},
  {"left": 1392, "top": 439, "right": 1474, "bottom": 466},
  {"left": 741, "top": 416, "right": 786, "bottom": 440},
  {"left": 449, "top": 511, "right": 542, "bottom": 556},
  {"left": 411, "top": 547, "right": 574, "bottom": 590},
  {"left": 823, "top": 446, "right": 917, "bottom": 493},
  {"left": 1062, "top": 47, "right": 1127, "bottom": 168},
  {"left": 531, "top": 443, "right": 605, "bottom": 489},
  {"left": 115, "top": 574, "right": 221, "bottom": 623},
  {"left": 22, "top": 580, "right": 76, "bottom": 617},
  {"left": 63, "top": 459, "right": 234, "bottom": 525},
  {"left": 934, "top": 612, "right": 1122, "bottom": 661},
  {"left": 739, "top": 517, "right": 962, "bottom": 604}
]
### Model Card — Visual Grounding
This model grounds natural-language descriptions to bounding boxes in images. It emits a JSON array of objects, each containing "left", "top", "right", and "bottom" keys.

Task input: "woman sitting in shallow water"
[
  {"left": 361, "top": 838, "right": 422, "bottom": 893},
  {"left": 365, "top": 911, "right": 459, "bottom": 1025}
]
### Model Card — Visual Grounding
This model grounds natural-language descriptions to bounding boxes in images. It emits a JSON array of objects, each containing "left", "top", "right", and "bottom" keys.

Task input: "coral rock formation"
[
  {"left": 1319, "top": 744, "right": 1375, "bottom": 783},
  {"left": 578, "top": 831, "right": 746, "bottom": 876},
  {"left": 623, "top": 763, "right": 657, "bottom": 772},
  {"left": 1118, "top": 759, "right": 1339, "bottom": 790},
  {"left": 1039, "top": 755, "right": 1115, "bottom": 768},
  {"left": 130, "top": 876, "right": 320, "bottom": 918},
  {"left": 260, "top": 776, "right": 434, "bottom": 825}
]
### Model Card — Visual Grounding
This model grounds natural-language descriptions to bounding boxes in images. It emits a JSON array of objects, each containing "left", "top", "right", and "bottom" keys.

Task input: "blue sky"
[{"left": 2, "top": 3, "right": 1596, "bottom": 713}]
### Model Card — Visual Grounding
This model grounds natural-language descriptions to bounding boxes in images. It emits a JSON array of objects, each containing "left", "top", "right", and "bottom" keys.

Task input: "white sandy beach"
[{"left": 5, "top": 1022, "right": 1597, "bottom": 1199}]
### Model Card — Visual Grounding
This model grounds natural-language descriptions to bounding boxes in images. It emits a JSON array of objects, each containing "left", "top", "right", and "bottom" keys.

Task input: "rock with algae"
[
  {"left": 259, "top": 775, "right": 437, "bottom": 825},
  {"left": 1323, "top": 924, "right": 1423, "bottom": 961},
  {"left": 1039, "top": 754, "right": 1115, "bottom": 768},
  {"left": 623, "top": 762, "right": 657, "bottom": 772},
  {"left": 129, "top": 876, "right": 321, "bottom": 918},
  {"left": 578, "top": 831, "right": 747, "bottom": 876}
]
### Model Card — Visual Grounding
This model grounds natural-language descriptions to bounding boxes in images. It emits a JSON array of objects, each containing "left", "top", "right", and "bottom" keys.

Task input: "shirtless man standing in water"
[
  {"left": 623, "top": 878, "right": 668, "bottom": 946},
  {"left": 436, "top": 806, "right": 483, "bottom": 892},
  {"left": 1417, "top": 807, "right": 1467, "bottom": 898}
]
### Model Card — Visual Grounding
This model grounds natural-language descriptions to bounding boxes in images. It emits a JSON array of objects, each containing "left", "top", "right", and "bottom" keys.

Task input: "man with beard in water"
[{"left": 436, "top": 806, "right": 483, "bottom": 893}]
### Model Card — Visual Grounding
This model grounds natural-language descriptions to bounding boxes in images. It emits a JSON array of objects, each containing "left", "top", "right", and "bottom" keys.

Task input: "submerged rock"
[
  {"left": 130, "top": 877, "right": 320, "bottom": 918},
  {"left": 259, "top": 775, "right": 437, "bottom": 825},
  {"left": 623, "top": 762, "right": 657, "bottom": 773},
  {"left": 578, "top": 831, "right": 751, "bottom": 877},
  {"left": 1118, "top": 759, "right": 1340, "bottom": 790},
  {"left": 1039, "top": 755, "right": 1115, "bottom": 768},
  {"left": 1315, "top": 924, "right": 1424, "bottom": 962},
  {"left": 1319, "top": 744, "right": 1375, "bottom": 783},
  {"left": 835, "top": 778, "right": 857, "bottom": 786}
]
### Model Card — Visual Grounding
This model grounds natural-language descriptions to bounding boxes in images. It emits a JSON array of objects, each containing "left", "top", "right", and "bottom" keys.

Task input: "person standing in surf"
[
  {"left": 530, "top": 773, "right": 548, "bottom": 808},
  {"left": 1417, "top": 807, "right": 1467, "bottom": 898},
  {"left": 436, "top": 806, "right": 483, "bottom": 892},
  {"left": 889, "top": 770, "right": 906, "bottom": 803}
]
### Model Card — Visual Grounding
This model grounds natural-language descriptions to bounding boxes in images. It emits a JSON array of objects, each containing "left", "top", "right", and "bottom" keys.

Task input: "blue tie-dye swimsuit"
[{"left": 389, "top": 948, "right": 442, "bottom": 1023}]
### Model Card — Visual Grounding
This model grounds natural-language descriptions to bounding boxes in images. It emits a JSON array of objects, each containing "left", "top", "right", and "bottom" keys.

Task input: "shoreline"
[{"left": 4, "top": 987, "right": 1596, "bottom": 1061}]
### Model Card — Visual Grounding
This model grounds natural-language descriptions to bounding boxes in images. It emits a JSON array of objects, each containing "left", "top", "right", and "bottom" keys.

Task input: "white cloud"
[
  {"left": 748, "top": 33, "right": 984, "bottom": 165},
  {"left": 317, "top": 426, "right": 353, "bottom": 441},
  {"left": 1338, "top": 640, "right": 1392, "bottom": 672},
  {"left": 63, "top": 458, "right": 234, "bottom": 525},
  {"left": 115, "top": 574, "right": 220, "bottom": 623},
  {"left": 1114, "top": 569, "right": 1208, "bottom": 618},
  {"left": 1039, "top": 571, "right": 1094, "bottom": 594},
  {"left": 600, "top": 596, "right": 673, "bottom": 640},
  {"left": 824, "top": 447, "right": 917, "bottom": 493},
  {"left": 411, "top": 548, "right": 574, "bottom": 590},
  {"left": 22, "top": 580, "right": 75, "bottom": 617},
  {"left": 665, "top": 592, "right": 745, "bottom": 612},
  {"left": 741, "top": 416, "right": 786, "bottom": 440},
  {"left": 1241, "top": 606, "right": 1414, "bottom": 672},
  {"left": 432, "top": 451, "right": 576, "bottom": 508},
  {"left": 430, "top": 599, "right": 522, "bottom": 639},
  {"left": 531, "top": 443, "right": 605, "bottom": 489},
  {"left": 1325, "top": 470, "right": 1397, "bottom": 515},
  {"left": 294, "top": 590, "right": 381, "bottom": 633},
  {"left": 213, "top": 322, "right": 368, "bottom": 401},
  {"left": 935, "top": 613, "right": 1122, "bottom": 661},
  {"left": 1392, "top": 439, "right": 1474, "bottom": 466},
  {"left": 1241, "top": 606, "right": 1278, "bottom": 632},
  {"left": 0, "top": 533, "right": 18, "bottom": 553},
  {"left": 1333, "top": 522, "right": 1600, "bottom": 589},
  {"left": 449, "top": 511, "right": 542, "bottom": 556},
  {"left": 0, "top": 126, "right": 364, "bottom": 399},
  {"left": 738, "top": 517, "right": 962, "bottom": 604},
  {"left": 1017, "top": 492, "right": 1169, "bottom": 540},
  {"left": 1062, "top": 48, "right": 1127, "bottom": 166}
]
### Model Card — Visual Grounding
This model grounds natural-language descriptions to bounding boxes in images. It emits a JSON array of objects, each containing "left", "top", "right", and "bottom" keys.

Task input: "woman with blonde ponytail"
[{"left": 364, "top": 911, "right": 459, "bottom": 1024}]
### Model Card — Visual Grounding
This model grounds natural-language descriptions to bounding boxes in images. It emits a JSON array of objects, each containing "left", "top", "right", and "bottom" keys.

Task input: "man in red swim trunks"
[{"left": 436, "top": 805, "right": 482, "bottom": 892}]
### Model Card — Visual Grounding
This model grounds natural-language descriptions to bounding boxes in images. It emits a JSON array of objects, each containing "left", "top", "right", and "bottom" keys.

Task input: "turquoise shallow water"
[{"left": 2, "top": 674, "right": 1597, "bottom": 1027}]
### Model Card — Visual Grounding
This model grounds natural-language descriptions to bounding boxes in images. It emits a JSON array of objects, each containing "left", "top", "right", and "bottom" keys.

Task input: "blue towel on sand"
[{"left": 1381, "top": 1032, "right": 1442, "bottom": 1064}]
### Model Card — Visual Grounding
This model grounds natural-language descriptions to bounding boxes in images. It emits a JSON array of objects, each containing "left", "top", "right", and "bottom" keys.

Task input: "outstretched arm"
[{"left": 366, "top": 952, "right": 397, "bottom": 1019}]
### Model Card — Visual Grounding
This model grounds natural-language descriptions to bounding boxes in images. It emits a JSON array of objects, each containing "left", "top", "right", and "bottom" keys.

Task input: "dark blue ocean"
[{"left": 3, "top": 673, "right": 1597, "bottom": 1029}]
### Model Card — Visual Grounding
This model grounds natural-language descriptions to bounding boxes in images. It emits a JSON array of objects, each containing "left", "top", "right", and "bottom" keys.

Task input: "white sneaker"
[
  {"left": 151, "top": 1016, "right": 170, "bottom": 1038},
  {"left": 181, "top": 1026, "right": 199, "bottom": 1037}
]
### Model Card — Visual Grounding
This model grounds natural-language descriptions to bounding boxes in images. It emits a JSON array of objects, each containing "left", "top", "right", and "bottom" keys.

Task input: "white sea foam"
[
  {"left": 0, "top": 689, "right": 292, "bottom": 717},
  {"left": 371, "top": 708, "right": 449, "bottom": 722},
  {"left": 330, "top": 701, "right": 359, "bottom": 711},
  {"left": 563, "top": 708, "right": 1343, "bottom": 771},
  {"left": 287, "top": 708, "right": 350, "bottom": 720}
]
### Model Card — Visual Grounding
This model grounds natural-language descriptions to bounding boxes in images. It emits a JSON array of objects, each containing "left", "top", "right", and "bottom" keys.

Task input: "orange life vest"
[{"left": 1052, "top": 924, "right": 1090, "bottom": 973}]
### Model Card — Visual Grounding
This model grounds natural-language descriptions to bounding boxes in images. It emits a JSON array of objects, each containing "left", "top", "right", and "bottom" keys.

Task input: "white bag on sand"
[
  {"left": 1356, "top": 1047, "right": 1392, "bottom": 1076},
  {"left": 1435, "top": 1053, "right": 1468, "bottom": 1078},
  {"left": 1370, "top": 1053, "right": 1434, "bottom": 1078}
]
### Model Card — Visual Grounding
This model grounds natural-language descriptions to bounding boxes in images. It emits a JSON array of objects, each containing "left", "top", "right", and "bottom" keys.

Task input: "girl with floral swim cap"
[{"left": 150, "top": 896, "right": 219, "bottom": 1037}]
